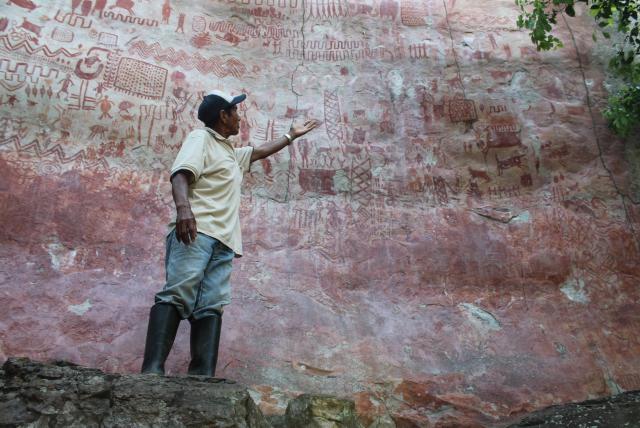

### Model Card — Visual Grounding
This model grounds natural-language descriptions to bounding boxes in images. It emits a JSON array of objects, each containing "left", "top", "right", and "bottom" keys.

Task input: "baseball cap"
[{"left": 197, "top": 90, "right": 246, "bottom": 124}]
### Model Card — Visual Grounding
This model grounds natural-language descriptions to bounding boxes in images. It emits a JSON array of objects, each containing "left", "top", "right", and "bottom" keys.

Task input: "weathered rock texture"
[
  {"left": 2, "top": 358, "right": 639, "bottom": 428},
  {"left": 508, "top": 390, "right": 640, "bottom": 427},
  {"left": 0, "top": 0, "right": 639, "bottom": 426},
  {"left": 285, "top": 394, "right": 363, "bottom": 427},
  {"left": 0, "top": 357, "right": 270, "bottom": 427}
]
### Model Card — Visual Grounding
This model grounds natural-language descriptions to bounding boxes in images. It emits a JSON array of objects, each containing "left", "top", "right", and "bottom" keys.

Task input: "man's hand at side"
[
  {"left": 171, "top": 170, "right": 198, "bottom": 245},
  {"left": 176, "top": 205, "right": 197, "bottom": 245}
]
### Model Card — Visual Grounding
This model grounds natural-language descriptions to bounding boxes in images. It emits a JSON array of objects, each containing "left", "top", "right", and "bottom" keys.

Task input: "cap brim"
[{"left": 230, "top": 94, "right": 246, "bottom": 105}]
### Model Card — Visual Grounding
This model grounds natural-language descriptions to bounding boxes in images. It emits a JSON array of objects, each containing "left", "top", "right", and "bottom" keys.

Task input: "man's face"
[{"left": 224, "top": 105, "right": 240, "bottom": 136}]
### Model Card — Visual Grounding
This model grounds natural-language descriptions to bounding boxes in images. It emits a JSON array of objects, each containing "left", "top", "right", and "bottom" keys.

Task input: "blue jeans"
[{"left": 155, "top": 229, "right": 235, "bottom": 320}]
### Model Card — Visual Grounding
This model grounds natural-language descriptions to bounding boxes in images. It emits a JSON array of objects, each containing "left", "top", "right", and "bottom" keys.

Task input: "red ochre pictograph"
[
  {"left": 128, "top": 41, "right": 247, "bottom": 78},
  {"left": 0, "top": 33, "right": 82, "bottom": 58},
  {"left": 107, "top": 57, "right": 168, "bottom": 100}
]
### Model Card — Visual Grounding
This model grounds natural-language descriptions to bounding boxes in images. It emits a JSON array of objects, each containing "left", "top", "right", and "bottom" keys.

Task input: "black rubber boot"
[
  {"left": 141, "top": 303, "right": 181, "bottom": 375},
  {"left": 187, "top": 312, "right": 222, "bottom": 377}
]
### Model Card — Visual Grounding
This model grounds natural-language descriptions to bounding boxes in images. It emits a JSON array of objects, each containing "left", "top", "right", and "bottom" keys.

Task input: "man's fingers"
[
  {"left": 189, "top": 220, "right": 197, "bottom": 242},
  {"left": 177, "top": 221, "right": 194, "bottom": 245},
  {"left": 290, "top": 119, "right": 320, "bottom": 139},
  {"left": 178, "top": 227, "right": 188, "bottom": 245},
  {"left": 184, "top": 224, "right": 194, "bottom": 245},
  {"left": 297, "top": 119, "right": 320, "bottom": 135}
]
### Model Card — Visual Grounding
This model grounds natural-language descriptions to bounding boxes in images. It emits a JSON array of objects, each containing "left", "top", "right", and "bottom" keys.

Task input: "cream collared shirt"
[{"left": 168, "top": 128, "right": 253, "bottom": 257}]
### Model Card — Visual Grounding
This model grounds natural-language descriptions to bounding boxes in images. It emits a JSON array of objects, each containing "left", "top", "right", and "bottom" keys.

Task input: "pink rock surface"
[{"left": 0, "top": 0, "right": 639, "bottom": 426}]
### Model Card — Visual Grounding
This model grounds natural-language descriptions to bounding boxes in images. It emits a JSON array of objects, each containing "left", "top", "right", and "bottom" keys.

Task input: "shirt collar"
[{"left": 204, "top": 127, "right": 233, "bottom": 148}]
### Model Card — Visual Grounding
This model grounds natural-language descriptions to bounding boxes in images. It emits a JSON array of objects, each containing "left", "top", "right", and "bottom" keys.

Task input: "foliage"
[{"left": 515, "top": 0, "right": 640, "bottom": 137}]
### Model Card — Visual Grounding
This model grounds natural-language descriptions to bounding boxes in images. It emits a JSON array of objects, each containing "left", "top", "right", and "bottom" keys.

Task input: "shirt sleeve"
[
  {"left": 234, "top": 146, "right": 254, "bottom": 175},
  {"left": 170, "top": 130, "right": 206, "bottom": 182}
]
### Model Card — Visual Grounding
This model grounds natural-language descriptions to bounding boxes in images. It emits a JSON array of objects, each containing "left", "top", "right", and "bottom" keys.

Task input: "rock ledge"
[
  {"left": 2, "top": 358, "right": 639, "bottom": 428},
  {"left": 0, "top": 357, "right": 269, "bottom": 427}
]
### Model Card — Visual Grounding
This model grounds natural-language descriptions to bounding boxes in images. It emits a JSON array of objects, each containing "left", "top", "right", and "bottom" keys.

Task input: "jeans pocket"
[{"left": 213, "top": 239, "right": 234, "bottom": 261}]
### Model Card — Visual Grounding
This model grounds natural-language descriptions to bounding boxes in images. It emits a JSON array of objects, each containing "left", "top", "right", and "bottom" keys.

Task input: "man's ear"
[{"left": 219, "top": 109, "right": 227, "bottom": 123}]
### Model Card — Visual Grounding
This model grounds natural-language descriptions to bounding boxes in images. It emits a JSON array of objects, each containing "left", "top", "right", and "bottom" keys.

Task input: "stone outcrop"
[
  {"left": 0, "top": 358, "right": 269, "bottom": 427},
  {"left": 285, "top": 394, "right": 363, "bottom": 428},
  {"left": 508, "top": 390, "right": 640, "bottom": 428},
  {"left": 2, "top": 358, "right": 640, "bottom": 428}
]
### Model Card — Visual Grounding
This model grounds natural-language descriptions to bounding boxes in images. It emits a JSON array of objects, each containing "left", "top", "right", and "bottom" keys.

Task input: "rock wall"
[{"left": 0, "top": 0, "right": 639, "bottom": 426}]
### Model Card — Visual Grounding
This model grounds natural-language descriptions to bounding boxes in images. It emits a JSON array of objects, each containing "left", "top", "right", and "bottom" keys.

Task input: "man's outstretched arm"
[
  {"left": 250, "top": 119, "right": 320, "bottom": 163},
  {"left": 171, "top": 170, "right": 197, "bottom": 245}
]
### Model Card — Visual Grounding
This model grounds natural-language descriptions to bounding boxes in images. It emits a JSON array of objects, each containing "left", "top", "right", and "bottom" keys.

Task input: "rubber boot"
[
  {"left": 141, "top": 303, "right": 181, "bottom": 375},
  {"left": 187, "top": 312, "right": 222, "bottom": 377}
]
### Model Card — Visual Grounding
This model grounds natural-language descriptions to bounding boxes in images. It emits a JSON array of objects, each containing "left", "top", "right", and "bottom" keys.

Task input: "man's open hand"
[{"left": 290, "top": 119, "right": 321, "bottom": 139}]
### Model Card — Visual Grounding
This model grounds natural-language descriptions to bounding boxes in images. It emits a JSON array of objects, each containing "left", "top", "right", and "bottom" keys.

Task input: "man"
[{"left": 141, "top": 90, "right": 319, "bottom": 377}]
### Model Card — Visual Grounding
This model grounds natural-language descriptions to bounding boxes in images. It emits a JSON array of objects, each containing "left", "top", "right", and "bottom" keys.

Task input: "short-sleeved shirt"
[{"left": 168, "top": 128, "right": 253, "bottom": 257}]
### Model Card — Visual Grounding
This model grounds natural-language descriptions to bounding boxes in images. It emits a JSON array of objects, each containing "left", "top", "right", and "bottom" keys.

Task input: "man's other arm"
[
  {"left": 171, "top": 170, "right": 197, "bottom": 245},
  {"left": 250, "top": 119, "right": 320, "bottom": 163}
]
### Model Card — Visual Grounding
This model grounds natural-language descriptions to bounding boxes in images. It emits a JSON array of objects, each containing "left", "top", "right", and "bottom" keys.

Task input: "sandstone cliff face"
[{"left": 0, "top": 0, "right": 639, "bottom": 426}]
